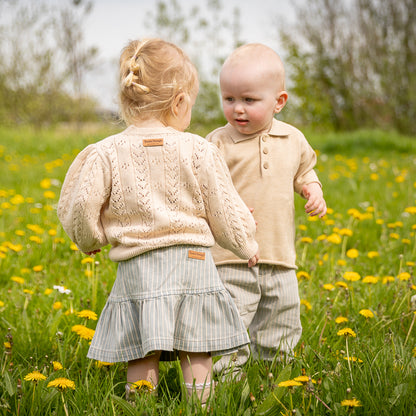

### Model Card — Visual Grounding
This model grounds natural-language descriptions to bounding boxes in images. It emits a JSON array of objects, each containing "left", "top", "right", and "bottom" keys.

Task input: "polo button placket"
[{"left": 260, "top": 134, "right": 271, "bottom": 175}]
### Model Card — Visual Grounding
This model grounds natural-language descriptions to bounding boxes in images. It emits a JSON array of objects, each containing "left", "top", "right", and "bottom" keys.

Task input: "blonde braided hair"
[{"left": 119, "top": 38, "right": 198, "bottom": 125}]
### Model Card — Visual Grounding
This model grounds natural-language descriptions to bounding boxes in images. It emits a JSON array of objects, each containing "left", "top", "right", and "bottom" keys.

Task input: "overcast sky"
[{"left": 82, "top": 0, "right": 298, "bottom": 110}]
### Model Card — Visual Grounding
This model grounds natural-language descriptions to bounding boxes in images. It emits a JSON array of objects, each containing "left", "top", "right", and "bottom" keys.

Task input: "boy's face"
[{"left": 220, "top": 62, "right": 287, "bottom": 135}]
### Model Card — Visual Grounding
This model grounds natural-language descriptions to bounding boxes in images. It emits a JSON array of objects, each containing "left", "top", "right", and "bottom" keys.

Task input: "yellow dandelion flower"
[
  {"left": 382, "top": 275, "right": 395, "bottom": 284},
  {"left": 43, "top": 191, "right": 56, "bottom": 199},
  {"left": 0, "top": 300, "right": 4, "bottom": 307},
  {"left": 11, "top": 276, "right": 25, "bottom": 284},
  {"left": 297, "top": 271, "right": 311, "bottom": 280},
  {"left": 70, "top": 243, "right": 79, "bottom": 251},
  {"left": 335, "top": 316, "right": 348, "bottom": 324},
  {"left": 15, "top": 230, "right": 25, "bottom": 236},
  {"left": 390, "top": 233, "right": 400, "bottom": 240},
  {"left": 346, "top": 248, "right": 359, "bottom": 259},
  {"left": 406, "top": 261, "right": 415, "bottom": 267},
  {"left": 29, "top": 236, "right": 43, "bottom": 244},
  {"left": 317, "top": 234, "right": 327, "bottom": 241},
  {"left": 10, "top": 194, "right": 25, "bottom": 205},
  {"left": 298, "top": 224, "right": 307, "bottom": 231},
  {"left": 24, "top": 371, "right": 47, "bottom": 382},
  {"left": 47, "top": 377, "right": 75, "bottom": 391},
  {"left": 337, "top": 259, "right": 347, "bottom": 266},
  {"left": 405, "top": 207, "right": 416, "bottom": 214},
  {"left": 71, "top": 324, "right": 95, "bottom": 341},
  {"left": 359, "top": 309, "right": 374, "bottom": 318},
  {"left": 293, "top": 375, "right": 316, "bottom": 384},
  {"left": 95, "top": 361, "right": 115, "bottom": 368},
  {"left": 323, "top": 283, "right": 335, "bottom": 291},
  {"left": 339, "top": 228, "right": 353, "bottom": 237},
  {"left": 343, "top": 356, "right": 363, "bottom": 363},
  {"left": 341, "top": 398, "right": 362, "bottom": 408},
  {"left": 27, "top": 224, "right": 44, "bottom": 234},
  {"left": 362, "top": 275, "right": 379, "bottom": 284},
  {"left": 398, "top": 272, "right": 411, "bottom": 281},
  {"left": 33, "top": 265, "right": 43, "bottom": 272},
  {"left": 337, "top": 328, "right": 357, "bottom": 337},
  {"left": 370, "top": 173, "right": 379, "bottom": 181},
  {"left": 40, "top": 178, "right": 52, "bottom": 189},
  {"left": 81, "top": 257, "right": 94, "bottom": 264},
  {"left": 300, "top": 237, "right": 313, "bottom": 244},
  {"left": 300, "top": 299, "right": 312, "bottom": 310},
  {"left": 84, "top": 270, "right": 93, "bottom": 277},
  {"left": 402, "top": 238, "right": 411, "bottom": 245},
  {"left": 4, "top": 342, "right": 12, "bottom": 349},
  {"left": 48, "top": 229, "right": 57, "bottom": 236},
  {"left": 44, "top": 288, "right": 53, "bottom": 295},
  {"left": 77, "top": 310, "right": 98, "bottom": 320},
  {"left": 23, "top": 289, "right": 34, "bottom": 295},
  {"left": 367, "top": 251, "right": 379, "bottom": 259},
  {"left": 52, "top": 361, "right": 63, "bottom": 371},
  {"left": 327, "top": 233, "right": 342, "bottom": 244},
  {"left": 335, "top": 281, "right": 349, "bottom": 289},
  {"left": 343, "top": 271, "right": 361, "bottom": 282},
  {"left": 278, "top": 380, "right": 302, "bottom": 388},
  {"left": 131, "top": 380, "right": 155, "bottom": 391},
  {"left": 53, "top": 302, "right": 63, "bottom": 310}
]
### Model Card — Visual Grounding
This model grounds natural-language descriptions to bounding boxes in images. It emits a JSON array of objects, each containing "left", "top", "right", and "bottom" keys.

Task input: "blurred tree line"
[
  {"left": 0, "top": 0, "right": 99, "bottom": 128},
  {"left": 0, "top": 0, "right": 414, "bottom": 134},
  {"left": 281, "top": 0, "right": 416, "bottom": 134}
]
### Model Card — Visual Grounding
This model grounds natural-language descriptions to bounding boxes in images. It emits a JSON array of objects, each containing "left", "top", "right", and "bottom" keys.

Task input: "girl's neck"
[{"left": 133, "top": 118, "right": 166, "bottom": 128}]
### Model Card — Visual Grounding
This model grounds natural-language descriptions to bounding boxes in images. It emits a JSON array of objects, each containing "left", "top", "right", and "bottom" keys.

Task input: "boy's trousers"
[{"left": 213, "top": 263, "right": 302, "bottom": 374}]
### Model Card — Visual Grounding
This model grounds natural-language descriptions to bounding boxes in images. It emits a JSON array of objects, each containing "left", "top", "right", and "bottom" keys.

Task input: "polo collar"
[{"left": 225, "top": 119, "right": 292, "bottom": 143}]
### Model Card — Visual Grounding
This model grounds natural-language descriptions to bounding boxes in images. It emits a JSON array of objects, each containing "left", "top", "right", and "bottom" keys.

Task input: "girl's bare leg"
[
  {"left": 126, "top": 351, "right": 161, "bottom": 394},
  {"left": 179, "top": 351, "right": 213, "bottom": 404}
]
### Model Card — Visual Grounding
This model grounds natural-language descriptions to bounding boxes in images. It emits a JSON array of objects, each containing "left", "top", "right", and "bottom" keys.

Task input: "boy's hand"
[
  {"left": 248, "top": 250, "right": 259, "bottom": 267},
  {"left": 302, "top": 183, "right": 327, "bottom": 218}
]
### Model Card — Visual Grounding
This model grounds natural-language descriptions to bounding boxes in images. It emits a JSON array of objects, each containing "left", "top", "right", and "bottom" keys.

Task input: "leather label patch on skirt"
[
  {"left": 188, "top": 250, "right": 206, "bottom": 260},
  {"left": 143, "top": 138, "right": 164, "bottom": 147}
]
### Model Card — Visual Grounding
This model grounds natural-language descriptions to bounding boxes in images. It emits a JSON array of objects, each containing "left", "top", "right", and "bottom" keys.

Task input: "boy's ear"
[
  {"left": 172, "top": 92, "right": 186, "bottom": 117},
  {"left": 274, "top": 91, "right": 288, "bottom": 114}
]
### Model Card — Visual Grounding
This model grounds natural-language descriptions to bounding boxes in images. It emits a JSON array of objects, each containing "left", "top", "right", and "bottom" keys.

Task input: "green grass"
[{"left": 1, "top": 124, "right": 416, "bottom": 415}]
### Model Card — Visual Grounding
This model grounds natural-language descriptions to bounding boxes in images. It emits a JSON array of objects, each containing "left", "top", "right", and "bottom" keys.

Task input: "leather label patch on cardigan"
[
  {"left": 143, "top": 138, "right": 164, "bottom": 147},
  {"left": 188, "top": 250, "right": 206, "bottom": 260}
]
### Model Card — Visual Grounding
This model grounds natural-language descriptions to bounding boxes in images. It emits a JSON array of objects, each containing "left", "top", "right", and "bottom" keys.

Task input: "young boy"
[{"left": 207, "top": 43, "right": 327, "bottom": 373}]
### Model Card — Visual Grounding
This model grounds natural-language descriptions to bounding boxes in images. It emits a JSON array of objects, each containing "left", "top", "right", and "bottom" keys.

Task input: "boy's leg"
[
  {"left": 180, "top": 351, "right": 213, "bottom": 404},
  {"left": 213, "top": 264, "right": 261, "bottom": 375},
  {"left": 249, "top": 266, "right": 301, "bottom": 361},
  {"left": 126, "top": 351, "right": 161, "bottom": 396}
]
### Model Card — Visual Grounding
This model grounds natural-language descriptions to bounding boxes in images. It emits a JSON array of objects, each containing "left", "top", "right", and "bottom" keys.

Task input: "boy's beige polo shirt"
[{"left": 207, "top": 119, "right": 321, "bottom": 269}]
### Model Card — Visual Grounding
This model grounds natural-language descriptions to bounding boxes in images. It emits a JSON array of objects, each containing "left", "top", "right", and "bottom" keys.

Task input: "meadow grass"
[{"left": 1, "top": 125, "right": 416, "bottom": 415}]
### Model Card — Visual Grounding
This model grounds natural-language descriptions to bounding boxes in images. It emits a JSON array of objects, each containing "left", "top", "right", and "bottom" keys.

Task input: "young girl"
[{"left": 57, "top": 38, "right": 259, "bottom": 404}]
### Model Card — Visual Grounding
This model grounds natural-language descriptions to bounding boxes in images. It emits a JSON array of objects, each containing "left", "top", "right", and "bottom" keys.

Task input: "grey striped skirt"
[{"left": 87, "top": 245, "right": 249, "bottom": 363}]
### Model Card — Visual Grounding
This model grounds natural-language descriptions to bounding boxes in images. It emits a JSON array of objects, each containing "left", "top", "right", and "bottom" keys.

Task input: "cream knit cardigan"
[{"left": 57, "top": 125, "right": 258, "bottom": 262}]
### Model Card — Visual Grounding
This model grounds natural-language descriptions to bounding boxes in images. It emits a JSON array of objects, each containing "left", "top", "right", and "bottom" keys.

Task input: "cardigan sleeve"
[
  {"left": 293, "top": 134, "right": 321, "bottom": 196},
  {"left": 200, "top": 144, "right": 258, "bottom": 260},
  {"left": 57, "top": 144, "right": 110, "bottom": 253}
]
